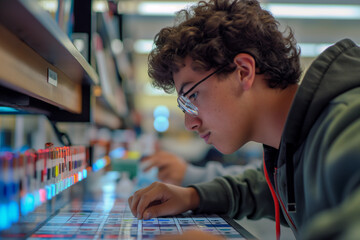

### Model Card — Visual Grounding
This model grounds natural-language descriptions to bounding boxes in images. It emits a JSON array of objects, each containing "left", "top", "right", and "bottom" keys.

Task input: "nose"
[{"left": 184, "top": 113, "right": 200, "bottom": 131}]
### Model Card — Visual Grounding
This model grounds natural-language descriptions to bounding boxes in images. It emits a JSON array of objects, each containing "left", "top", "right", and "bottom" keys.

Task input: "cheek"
[
  {"left": 206, "top": 104, "right": 238, "bottom": 147},
  {"left": 207, "top": 97, "right": 250, "bottom": 153},
  {"left": 210, "top": 93, "right": 237, "bottom": 122}
]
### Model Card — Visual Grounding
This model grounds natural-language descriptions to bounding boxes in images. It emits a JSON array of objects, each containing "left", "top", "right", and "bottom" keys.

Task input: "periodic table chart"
[{"left": 27, "top": 199, "right": 250, "bottom": 240}]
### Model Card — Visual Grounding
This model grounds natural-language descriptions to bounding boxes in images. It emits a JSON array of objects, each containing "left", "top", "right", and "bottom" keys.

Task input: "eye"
[{"left": 189, "top": 92, "right": 198, "bottom": 101}]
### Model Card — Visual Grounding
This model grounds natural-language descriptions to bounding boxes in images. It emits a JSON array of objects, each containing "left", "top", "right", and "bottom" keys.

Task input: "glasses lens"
[{"left": 177, "top": 95, "right": 198, "bottom": 116}]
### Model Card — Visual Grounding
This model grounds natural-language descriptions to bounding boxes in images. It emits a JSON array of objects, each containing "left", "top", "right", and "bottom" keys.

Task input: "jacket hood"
[
  {"left": 277, "top": 39, "right": 360, "bottom": 214},
  {"left": 282, "top": 38, "right": 360, "bottom": 148}
]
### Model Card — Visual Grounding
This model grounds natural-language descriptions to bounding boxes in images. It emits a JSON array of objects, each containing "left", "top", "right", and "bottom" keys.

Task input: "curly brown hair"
[{"left": 148, "top": 0, "right": 302, "bottom": 93}]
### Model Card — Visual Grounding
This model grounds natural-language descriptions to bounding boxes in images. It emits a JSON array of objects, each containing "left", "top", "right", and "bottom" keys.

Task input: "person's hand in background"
[{"left": 142, "top": 151, "right": 188, "bottom": 186}]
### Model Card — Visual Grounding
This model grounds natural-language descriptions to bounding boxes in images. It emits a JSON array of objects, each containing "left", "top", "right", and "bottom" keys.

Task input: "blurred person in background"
[{"left": 141, "top": 145, "right": 262, "bottom": 186}]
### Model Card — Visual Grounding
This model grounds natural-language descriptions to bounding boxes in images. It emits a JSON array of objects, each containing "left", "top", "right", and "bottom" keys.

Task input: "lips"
[{"left": 200, "top": 132, "right": 211, "bottom": 143}]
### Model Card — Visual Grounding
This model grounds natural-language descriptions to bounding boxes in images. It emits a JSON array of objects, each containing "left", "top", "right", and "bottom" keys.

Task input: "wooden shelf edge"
[{"left": 0, "top": 0, "right": 99, "bottom": 86}]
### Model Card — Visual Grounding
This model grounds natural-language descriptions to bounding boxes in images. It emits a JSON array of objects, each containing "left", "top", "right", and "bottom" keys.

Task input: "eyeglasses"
[{"left": 177, "top": 65, "right": 226, "bottom": 116}]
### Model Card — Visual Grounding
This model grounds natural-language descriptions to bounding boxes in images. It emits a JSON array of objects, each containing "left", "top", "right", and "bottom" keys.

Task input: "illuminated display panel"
[{"left": 24, "top": 199, "right": 252, "bottom": 240}]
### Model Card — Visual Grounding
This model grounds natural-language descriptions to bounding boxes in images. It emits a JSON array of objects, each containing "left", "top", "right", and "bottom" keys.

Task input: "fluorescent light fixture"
[
  {"left": 93, "top": 0, "right": 109, "bottom": 12},
  {"left": 144, "top": 82, "right": 177, "bottom": 96},
  {"left": 266, "top": 4, "right": 360, "bottom": 20},
  {"left": 144, "top": 82, "right": 168, "bottom": 96},
  {"left": 38, "top": 0, "right": 58, "bottom": 13},
  {"left": 299, "top": 43, "right": 332, "bottom": 57},
  {"left": 137, "top": 2, "right": 360, "bottom": 20},
  {"left": 111, "top": 39, "right": 124, "bottom": 55},
  {"left": 134, "top": 39, "right": 342, "bottom": 57},
  {"left": 73, "top": 39, "right": 85, "bottom": 52},
  {"left": 138, "top": 2, "right": 195, "bottom": 16},
  {"left": 134, "top": 39, "right": 154, "bottom": 54}
]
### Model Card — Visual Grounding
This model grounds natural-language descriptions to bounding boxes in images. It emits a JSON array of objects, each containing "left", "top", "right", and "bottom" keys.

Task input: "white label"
[{"left": 47, "top": 68, "right": 58, "bottom": 86}]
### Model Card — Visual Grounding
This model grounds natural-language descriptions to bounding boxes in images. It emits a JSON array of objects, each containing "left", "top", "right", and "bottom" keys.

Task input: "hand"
[
  {"left": 128, "top": 182, "right": 200, "bottom": 220},
  {"left": 155, "top": 230, "right": 225, "bottom": 240},
  {"left": 142, "top": 151, "right": 188, "bottom": 186}
]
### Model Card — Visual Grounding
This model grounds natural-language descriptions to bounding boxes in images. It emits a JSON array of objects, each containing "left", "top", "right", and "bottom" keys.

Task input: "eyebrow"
[
  {"left": 179, "top": 65, "right": 227, "bottom": 96},
  {"left": 179, "top": 82, "right": 192, "bottom": 96}
]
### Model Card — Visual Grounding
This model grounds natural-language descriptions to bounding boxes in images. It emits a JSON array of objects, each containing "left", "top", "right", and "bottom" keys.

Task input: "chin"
[{"left": 212, "top": 144, "right": 238, "bottom": 155}]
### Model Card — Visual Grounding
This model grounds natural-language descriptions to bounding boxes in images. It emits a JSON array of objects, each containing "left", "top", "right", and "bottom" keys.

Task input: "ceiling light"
[
  {"left": 134, "top": 39, "right": 352, "bottom": 57},
  {"left": 266, "top": 4, "right": 360, "bottom": 20},
  {"left": 134, "top": 39, "right": 154, "bottom": 54},
  {"left": 37, "top": 0, "right": 58, "bottom": 13},
  {"left": 138, "top": 2, "right": 195, "bottom": 16},
  {"left": 93, "top": 0, "right": 109, "bottom": 12},
  {"left": 298, "top": 43, "right": 332, "bottom": 57},
  {"left": 137, "top": 2, "right": 360, "bottom": 20}
]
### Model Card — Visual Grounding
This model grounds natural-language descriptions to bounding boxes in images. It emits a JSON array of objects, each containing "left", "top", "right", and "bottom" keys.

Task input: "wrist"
[{"left": 187, "top": 187, "right": 200, "bottom": 210}]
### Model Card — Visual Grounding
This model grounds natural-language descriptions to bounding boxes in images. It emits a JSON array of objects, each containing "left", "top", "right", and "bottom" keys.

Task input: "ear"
[{"left": 233, "top": 53, "right": 256, "bottom": 91}]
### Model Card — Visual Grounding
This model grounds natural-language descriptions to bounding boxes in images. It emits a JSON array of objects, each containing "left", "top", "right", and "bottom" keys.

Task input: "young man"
[{"left": 128, "top": 0, "right": 360, "bottom": 239}]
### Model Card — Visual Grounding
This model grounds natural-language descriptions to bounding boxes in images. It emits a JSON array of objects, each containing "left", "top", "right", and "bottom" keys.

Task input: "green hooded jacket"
[{"left": 190, "top": 39, "right": 360, "bottom": 239}]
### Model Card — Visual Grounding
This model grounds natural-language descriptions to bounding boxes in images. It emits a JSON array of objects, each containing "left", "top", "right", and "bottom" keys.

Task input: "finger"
[
  {"left": 136, "top": 183, "right": 165, "bottom": 219},
  {"left": 142, "top": 198, "right": 180, "bottom": 220},
  {"left": 128, "top": 196, "right": 133, "bottom": 213},
  {"left": 129, "top": 186, "right": 154, "bottom": 217},
  {"left": 129, "top": 191, "right": 141, "bottom": 217}
]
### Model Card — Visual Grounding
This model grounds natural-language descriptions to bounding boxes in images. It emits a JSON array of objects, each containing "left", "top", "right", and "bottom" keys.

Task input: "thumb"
[{"left": 142, "top": 200, "right": 177, "bottom": 220}]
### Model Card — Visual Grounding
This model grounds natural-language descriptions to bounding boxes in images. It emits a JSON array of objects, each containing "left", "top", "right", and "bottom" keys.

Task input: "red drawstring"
[{"left": 263, "top": 157, "right": 281, "bottom": 240}]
